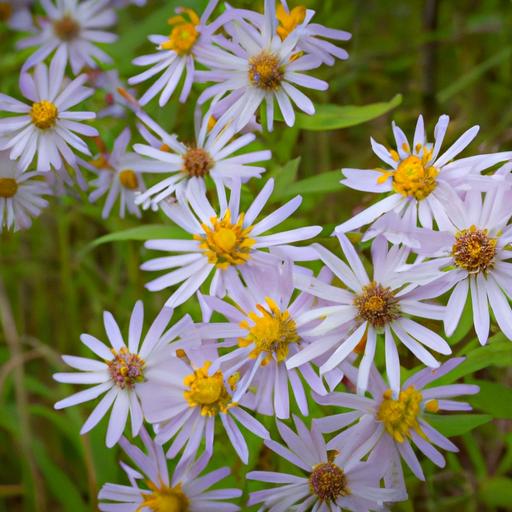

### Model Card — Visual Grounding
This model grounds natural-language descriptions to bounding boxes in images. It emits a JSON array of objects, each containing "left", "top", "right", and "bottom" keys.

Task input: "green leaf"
[
  {"left": 467, "top": 379, "right": 512, "bottom": 419},
  {"left": 273, "top": 170, "right": 344, "bottom": 200},
  {"left": 426, "top": 414, "right": 492, "bottom": 437},
  {"left": 290, "top": 94, "right": 402, "bottom": 131},
  {"left": 269, "top": 157, "right": 301, "bottom": 199},
  {"left": 479, "top": 477, "right": 512, "bottom": 508}
]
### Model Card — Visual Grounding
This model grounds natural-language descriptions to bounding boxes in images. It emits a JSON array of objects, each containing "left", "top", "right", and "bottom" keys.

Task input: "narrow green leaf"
[
  {"left": 426, "top": 414, "right": 492, "bottom": 437},
  {"left": 467, "top": 380, "right": 512, "bottom": 419},
  {"left": 273, "top": 170, "right": 343, "bottom": 199},
  {"left": 479, "top": 477, "right": 512, "bottom": 507},
  {"left": 269, "top": 157, "right": 301, "bottom": 199}
]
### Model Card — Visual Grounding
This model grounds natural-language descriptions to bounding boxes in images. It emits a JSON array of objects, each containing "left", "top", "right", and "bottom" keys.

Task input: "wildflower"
[
  {"left": 98, "top": 428, "right": 242, "bottom": 511},
  {"left": 18, "top": 0, "right": 117, "bottom": 75},
  {"left": 196, "top": 0, "right": 328, "bottom": 132},
  {"left": 287, "top": 234, "right": 451, "bottom": 394},
  {"left": 247, "top": 415, "right": 404, "bottom": 511},
  {"left": 315, "top": 359, "right": 479, "bottom": 482},
  {"left": 133, "top": 108, "right": 271, "bottom": 210},
  {"left": 0, "top": 0, "right": 33, "bottom": 31},
  {"left": 142, "top": 177, "right": 321, "bottom": 307},
  {"left": 53, "top": 301, "right": 199, "bottom": 447},
  {"left": 0, "top": 48, "right": 98, "bottom": 171},
  {"left": 0, "top": 149, "right": 50, "bottom": 232}
]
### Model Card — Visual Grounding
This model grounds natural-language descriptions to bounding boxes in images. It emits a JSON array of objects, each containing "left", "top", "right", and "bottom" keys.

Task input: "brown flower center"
[
  {"left": 0, "top": 178, "right": 18, "bottom": 198},
  {"left": 309, "top": 462, "right": 350, "bottom": 502},
  {"left": 183, "top": 148, "right": 213, "bottom": 177},
  {"left": 119, "top": 169, "right": 139, "bottom": 190},
  {"left": 108, "top": 348, "right": 145, "bottom": 389},
  {"left": 0, "top": 2, "right": 12, "bottom": 21},
  {"left": 354, "top": 281, "right": 400, "bottom": 329},
  {"left": 53, "top": 15, "right": 81, "bottom": 41},
  {"left": 452, "top": 225, "right": 497, "bottom": 274},
  {"left": 249, "top": 51, "right": 284, "bottom": 91}
]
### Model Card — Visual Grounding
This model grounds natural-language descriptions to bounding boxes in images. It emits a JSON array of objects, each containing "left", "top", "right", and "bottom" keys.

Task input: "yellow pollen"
[
  {"left": 239, "top": 297, "right": 299, "bottom": 364},
  {"left": 249, "top": 51, "right": 284, "bottom": 91},
  {"left": 182, "top": 147, "right": 213, "bottom": 177},
  {"left": 425, "top": 399, "right": 439, "bottom": 413},
  {"left": 377, "top": 387, "right": 424, "bottom": 443},
  {"left": 137, "top": 481, "right": 189, "bottom": 512},
  {"left": 309, "top": 462, "right": 350, "bottom": 502},
  {"left": 354, "top": 281, "right": 400, "bottom": 329},
  {"left": 276, "top": 4, "right": 307, "bottom": 40},
  {"left": 53, "top": 15, "right": 81, "bottom": 41},
  {"left": 0, "top": 2, "right": 12, "bottom": 21},
  {"left": 194, "top": 209, "right": 255, "bottom": 269},
  {"left": 30, "top": 100, "right": 58, "bottom": 130},
  {"left": 183, "top": 361, "right": 237, "bottom": 416},
  {"left": 119, "top": 169, "right": 139, "bottom": 190},
  {"left": 391, "top": 155, "right": 438, "bottom": 201},
  {"left": 160, "top": 8, "right": 200, "bottom": 55},
  {"left": 0, "top": 178, "right": 18, "bottom": 198},
  {"left": 108, "top": 347, "right": 145, "bottom": 389},
  {"left": 452, "top": 225, "right": 497, "bottom": 274}
]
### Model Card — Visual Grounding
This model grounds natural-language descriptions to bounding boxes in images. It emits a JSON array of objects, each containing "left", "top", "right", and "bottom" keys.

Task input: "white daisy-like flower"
[
  {"left": 0, "top": 48, "right": 98, "bottom": 172},
  {"left": 196, "top": 0, "right": 327, "bottom": 132},
  {"left": 247, "top": 415, "right": 404, "bottom": 511},
  {"left": 0, "top": 0, "right": 33, "bottom": 31},
  {"left": 287, "top": 234, "right": 451, "bottom": 394},
  {"left": 86, "top": 128, "right": 159, "bottom": 219},
  {"left": 99, "top": 429, "right": 242, "bottom": 512},
  {"left": 132, "top": 107, "right": 271, "bottom": 210},
  {"left": 336, "top": 114, "right": 512, "bottom": 242},
  {"left": 128, "top": 0, "right": 226, "bottom": 106},
  {"left": 53, "top": 301, "right": 200, "bottom": 447},
  {"left": 142, "top": 177, "right": 322, "bottom": 307},
  {"left": 405, "top": 186, "right": 512, "bottom": 345},
  {"left": 17, "top": 0, "right": 117, "bottom": 75},
  {"left": 0, "top": 149, "right": 50, "bottom": 232}
]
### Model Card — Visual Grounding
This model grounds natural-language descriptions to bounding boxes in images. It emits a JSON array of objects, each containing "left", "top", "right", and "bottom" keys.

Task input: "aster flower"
[
  {"left": 0, "top": 0, "right": 33, "bottom": 31},
  {"left": 98, "top": 428, "right": 241, "bottom": 512},
  {"left": 132, "top": 108, "right": 271, "bottom": 210},
  {"left": 196, "top": 0, "right": 328, "bottom": 132},
  {"left": 336, "top": 114, "right": 512, "bottom": 242},
  {"left": 18, "top": 0, "right": 117, "bottom": 75},
  {"left": 136, "top": 339, "right": 270, "bottom": 464},
  {"left": 247, "top": 415, "right": 404, "bottom": 511},
  {"left": 142, "top": 177, "right": 322, "bottom": 307},
  {"left": 405, "top": 186, "right": 512, "bottom": 345},
  {"left": 0, "top": 149, "right": 50, "bottom": 232},
  {"left": 199, "top": 262, "right": 328, "bottom": 420},
  {"left": 0, "top": 48, "right": 98, "bottom": 172},
  {"left": 287, "top": 233, "right": 451, "bottom": 394},
  {"left": 53, "top": 301, "right": 200, "bottom": 447},
  {"left": 315, "top": 359, "right": 479, "bottom": 482},
  {"left": 128, "top": 0, "right": 226, "bottom": 105}
]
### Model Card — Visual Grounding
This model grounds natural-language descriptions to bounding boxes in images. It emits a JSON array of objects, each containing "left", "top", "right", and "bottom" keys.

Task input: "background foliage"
[{"left": 1, "top": 0, "right": 512, "bottom": 510}]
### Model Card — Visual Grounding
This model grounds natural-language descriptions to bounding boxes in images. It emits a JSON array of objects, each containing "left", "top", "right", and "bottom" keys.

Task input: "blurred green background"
[{"left": 1, "top": 0, "right": 512, "bottom": 510}]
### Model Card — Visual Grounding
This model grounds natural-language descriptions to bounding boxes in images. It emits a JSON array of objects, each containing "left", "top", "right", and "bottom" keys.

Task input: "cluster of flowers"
[{"left": 2, "top": 0, "right": 511, "bottom": 510}]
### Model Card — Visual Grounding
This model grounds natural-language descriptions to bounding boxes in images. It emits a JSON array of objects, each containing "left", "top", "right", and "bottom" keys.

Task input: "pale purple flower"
[
  {"left": 132, "top": 107, "right": 271, "bottom": 210},
  {"left": 336, "top": 114, "right": 512, "bottom": 243},
  {"left": 287, "top": 233, "right": 451, "bottom": 394},
  {"left": 142, "top": 177, "right": 322, "bottom": 307},
  {"left": 18, "top": 0, "right": 117, "bottom": 75},
  {"left": 0, "top": 149, "right": 50, "bottom": 232},
  {"left": 0, "top": 48, "right": 98, "bottom": 171},
  {"left": 315, "top": 359, "right": 479, "bottom": 484},
  {"left": 248, "top": 415, "right": 404, "bottom": 511},
  {"left": 53, "top": 301, "right": 199, "bottom": 447},
  {"left": 136, "top": 340, "right": 269, "bottom": 464},
  {"left": 98, "top": 428, "right": 241, "bottom": 512},
  {"left": 196, "top": 0, "right": 327, "bottom": 132}
]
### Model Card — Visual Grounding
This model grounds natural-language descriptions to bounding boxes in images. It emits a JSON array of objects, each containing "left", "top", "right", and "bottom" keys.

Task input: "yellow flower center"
[
  {"left": 160, "top": 8, "right": 200, "bottom": 55},
  {"left": 452, "top": 225, "right": 497, "bottom": 274},
  {"left": 239, "top": 297, "right": 300, "bottom": 364},
  {"left": 354, "top": 281, "right": 400, "bottom": 329},
  {"left": 108, "top": 347, "right": 145, "bottom": 389},
  {"left": 182, "top": 147, "right": 213, "bottom": 177},
  {"left": 0, "top": 2, "right": 12, "bottom": 21},
  {"left": 138, "top": 481, "right": 189, "bottom": 512},
  {"left": 276, "top": 4, "right": 307, "bottom": 40},
  {"left": 309, "top": 462, "right": 350, "bottom": 502},
  {"left": 53, "top": 15, "right": 81, "bottom": 41},
  {"left": 194, "top": 209, "right": 255, "bottom": 270},
  {"left": 31, "top": 100, "right": 58, "bottom": 130},
  {"left": 0, "top": 178, "right": 18, "bottom": 198},
  {"left": 390, "top": 154, "right": 438, "bottom": 201},
  {"left": 119, "top": 169, "right": 139, "bottom": 190},
  {"left": 183, "top": 361, "right": 237, "bottom": 416},
  {"left": 249, "top": 51, "right": 284, "bottom": 91}
]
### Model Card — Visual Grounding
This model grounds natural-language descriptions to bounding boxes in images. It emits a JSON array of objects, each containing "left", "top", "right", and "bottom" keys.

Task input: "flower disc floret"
[
  {"left": 276, "top": 5, "right": 307, "bottom": 40},
  {"left": 30, "top": 100, "right": 59, "bottom": 130},
  {"left": 309, "top": 462, "right": 350, "bottom": 502},
  {"left": 195, "top": 209, "right": 255, "bottom": 269},
  {"left": 354, "top": 281, "right": 400, "bottom": 329},
  {"left": 108, "top": 347, "right": 146, "bottom": 389},
  {"left": 53, "top": 15, "right": 81, "bottom": 41},
  {"left": 452, "top": 225, "right": 497, "bottom": 274},
  {"left": 391, "top": 154, "right": 439, "bottom": 200},
  {"left": 239, "top": 297, "right": 300, "bottom": 363},
  {"left": 249, "top": 51, "right": 285, "bottom": 91},
  {"left": 119, "top": 169, "right": 139, "bottom": 190},
  {"left": 160, "top": 8, "right": 199, "bottom": 56},
  {"left": 183, "top": 147, "right": 213, "bottom": 177},
  {"left": 138, "top": 481, "right": 189, "bottom": 512},
  {"left": 0, "top": 178, "right": 18, "bottom": 198},
  {"left": 183, "top": 361, "right": 236, "bottom": 416}
]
